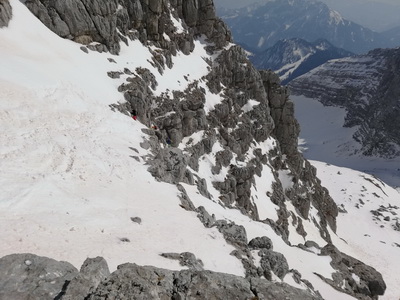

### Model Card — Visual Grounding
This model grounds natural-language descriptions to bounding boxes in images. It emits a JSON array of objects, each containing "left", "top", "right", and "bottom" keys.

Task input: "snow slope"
[
  {"left": 1, "top": 2, "right": 399, "bottom": 299},
  {"left": 313, "top": 161, "right": 400, "bottom": 300},
  {"left": 0, "top": 0, "right": 243, "bottom": 274}
]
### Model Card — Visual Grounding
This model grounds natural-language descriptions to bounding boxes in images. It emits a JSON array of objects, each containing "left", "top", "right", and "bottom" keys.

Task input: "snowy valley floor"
[{"left": 292, "top": 95, "right": 400, "bottom": 189}]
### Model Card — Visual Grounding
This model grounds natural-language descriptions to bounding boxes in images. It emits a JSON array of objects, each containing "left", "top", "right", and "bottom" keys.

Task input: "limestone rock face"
[
  {"left": 23, "top": 0, "right": 231, "bottom": 54},
  {"left": 0, "top": 253, "right": 79, "bottom": 300},
  {"left": 248, "top": 236, "right": 273, "bottom": 250},
  {"left": 24, "top": 0, "right": 120, "bottom": 53},
  {"left": 86, "top": 261, "right": 322, "bottom": 300},
  {"left": 0, "top": 0, "right": 12, "bottom": 28},
  {"left": 62, "top": 257, "right": 110, "bottom": 300},
  {"left": 261, "top": 70, "right": 338, "bottom": 238},
  {"left": 0, "top": 253, "right": 324, "bottom": 300}
]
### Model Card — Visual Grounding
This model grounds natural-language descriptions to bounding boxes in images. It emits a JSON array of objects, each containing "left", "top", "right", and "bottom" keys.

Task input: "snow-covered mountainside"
[
  {"left": 290, "top": 48, "right": 400, "bottom": 161},
  {"left": 218, "top": 0, "right": 393, "bottom": 54},
  {"left": 250, "top": 38, "right": 353, "bottom": 84},
  {"left": 0, "top": 1, "right": 399, "bottom": 299},
  {"left": 382, "top": 25, "right": 400, "bottom": 46},
  {"left": 317, "top": 0, "right": 400, "bottom": 32}
]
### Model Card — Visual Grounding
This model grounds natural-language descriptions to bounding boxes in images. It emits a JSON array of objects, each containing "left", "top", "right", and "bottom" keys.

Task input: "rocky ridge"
[
  {"left": 1, "top": 0, "right": 388, "bottom": 299},
  {"left": 289, "top": 47, "right": 400, "bottom": 158},
  {"left": 250, "top": 38, "right": 353, "bottom": 84},
  {"left": 218, "top": 0, "right": 393, "bottom": 54},
  {"left": 0, "top": 253, "right": 323, "bottom": 300},
  {"left": 24, "top": 0, "right": 230, "bottom": 55}
]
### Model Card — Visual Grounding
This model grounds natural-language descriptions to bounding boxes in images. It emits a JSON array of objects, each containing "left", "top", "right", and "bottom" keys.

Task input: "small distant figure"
[
  {"left": 132, "top": 109, "right": 137, "bottom": 120},
  {"left": 151, "top": 124, "right": 158, "bottom": 130},
  {"left": 166, "top": 137, "right": 172, "bottom": 145}
]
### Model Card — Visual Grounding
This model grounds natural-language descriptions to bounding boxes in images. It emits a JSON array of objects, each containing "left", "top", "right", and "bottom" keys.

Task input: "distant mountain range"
[
  {"left": 382, "top": 25, "right": 400, "bottom": 46},
  {"left": 219, "top": 0, "right": 398, "bottom": 54},
  {"left": 289, "top": 47, "right": 400, "bottom": 158},
  {"left": 250, "top": 38, "right": 353, "bottom": 84}
]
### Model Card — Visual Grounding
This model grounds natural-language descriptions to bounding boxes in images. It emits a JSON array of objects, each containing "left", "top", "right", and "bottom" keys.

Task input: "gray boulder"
[
  {"left": 319, "top": 244, "right": 386, "bottom": 298},
  {"left": 62, "top": 257, "right": 110, "bottom": 300},
  {"left": 147, "top": 147, "right": 190, "bottom": 184},
  {"left": 0, "top": 0, "right": 12, "bottom": 28},
  {"left": 248, "top": 236, "right": 273, "bottom": 250},
  {"left": 0, "top": 253, "right": 78, "bottom": 300},
  {"left": 160, "top": 252, "right": 204, "bottom": 271},
  {"left": 259, "top": 249, "right": 290, "bottom": 280},
  {"left": 213, "top": 220, "right": 248, "bottom": 248}
]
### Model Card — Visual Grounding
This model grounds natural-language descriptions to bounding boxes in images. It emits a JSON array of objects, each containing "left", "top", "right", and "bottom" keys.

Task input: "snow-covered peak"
[{"left": 328, "top": 9, "right": 344, "bottom": 25}]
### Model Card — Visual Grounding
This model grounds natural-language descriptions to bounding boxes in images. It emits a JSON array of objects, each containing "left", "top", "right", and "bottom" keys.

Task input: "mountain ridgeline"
[
  {"left": 250, "top": 38, "right": 354, "bottom": 84},
  {"left": 0, "top": 1, "right": 388, "bottom": 299},
  {"left": 218, "top": 0, "right": 397, "bottom": 54}
]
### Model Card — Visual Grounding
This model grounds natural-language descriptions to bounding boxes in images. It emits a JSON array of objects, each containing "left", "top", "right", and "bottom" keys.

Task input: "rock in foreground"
[{"left": 0, "top": 253, "right": 322, "bottom": 300}]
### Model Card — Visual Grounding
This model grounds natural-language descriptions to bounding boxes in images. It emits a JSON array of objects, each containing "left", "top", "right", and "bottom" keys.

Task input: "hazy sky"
[{"left": 214, "top": 0, "right": 400, "bottom": 31}]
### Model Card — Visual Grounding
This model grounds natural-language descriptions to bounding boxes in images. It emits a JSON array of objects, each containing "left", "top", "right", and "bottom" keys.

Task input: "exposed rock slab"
[
  {"left": 0, "top": 253, "right": 78, "bottom": 300},
  {"left": 0, "top": 0, "right": 12, "bottom": 28},
  {"left": 0, "top": 253, "right": 323, "bottom": 300}
]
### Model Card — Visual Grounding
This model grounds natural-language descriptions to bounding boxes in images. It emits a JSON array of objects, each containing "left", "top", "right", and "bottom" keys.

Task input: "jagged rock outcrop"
[
  {"left": 0, "top": 0, "right": 12, "bottom": 28},
  {"left": 24, "top": 0, "right": 120, "bottom": 53},
  {"left": 24, "top": 0, "right": 231, "bottom": 54},
  {"left": 248, "top": 236, "right": 273, "bottom": 250},
  {"left": 62, "top": 257, "right": 110, "bottom": 300},
  {"left": 0, "top": 253, "right": 322, "bottom": 300},
  {"left": 160, "top": 252, "right": 204, "bottom": 271},
  {"left": 290, "top": 47, "right": 400, "bottom": 158},
  {"left": 250, "top": 38, "right": 354, "bottom": 84},
  {"left": 317, "top": 244, "right": 386, "bottom": 299},
  {"left": 0, "top": 253, "right": 79, "bottom": 300},
  {"left": 259, "top": 249, "right": 289, "bottom": 280},
  {"left": 262, "top": 70, "right": 338, "bottom": 239}
]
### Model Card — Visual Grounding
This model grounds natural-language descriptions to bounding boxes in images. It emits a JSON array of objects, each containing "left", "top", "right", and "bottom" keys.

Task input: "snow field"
[{"left": 312, "top": 161, "right": 400, "bottom": 300}]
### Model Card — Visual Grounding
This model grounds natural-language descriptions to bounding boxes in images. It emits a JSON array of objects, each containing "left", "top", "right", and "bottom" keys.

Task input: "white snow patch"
[
  {"left": 241, "top": 99, "right": 260, "bottom": 113},
  {"left": 251, "top": 165, "right": 278, "bottom": 221},
  {"left": 171, "top": 14, "right": 185, "bottom": 34},
  {"left": 277, "top": 169, "right": 294, "bottom": 191},
  {"left": 257, "top": 36, "right": 265, "bottom": 48}
]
